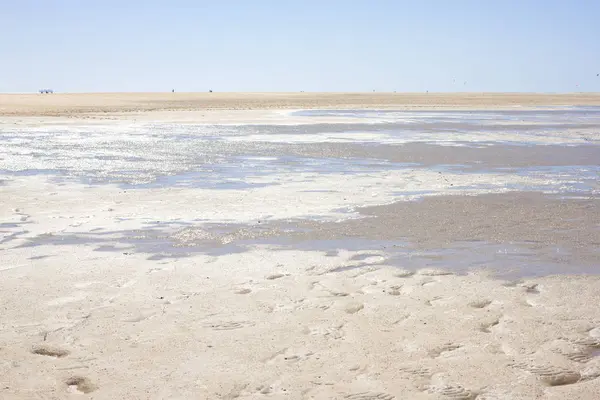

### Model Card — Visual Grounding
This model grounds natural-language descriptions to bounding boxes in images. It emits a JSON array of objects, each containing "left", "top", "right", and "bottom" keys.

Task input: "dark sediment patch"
[
  {"left": 254, "top": 142, "right": 600, "bottom": 170},
  {"left": 163, "top": 192, "right": 600, "bottom": 276},
  {"left": 286, "top": 192, "right": 600, "bottom": 274},
  {"left": 317, "top": 192, "right": 599, "bottom": 248}
]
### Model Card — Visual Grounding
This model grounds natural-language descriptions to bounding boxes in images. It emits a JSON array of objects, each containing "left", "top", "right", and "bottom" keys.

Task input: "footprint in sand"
[
  {"left": 386, "top": 285, "right": 402, "bottom": 296},
  {"left": 234, "top": 288, "right": 252, "bottom": 295},
  {"left": 509, "top": 361, "right": 581, "bottom": 386},
  {"left": 561, "top": 335, "right": 600, "bottom": 348},
  {"left": 31, "top": 344, "right": 70, "bottom": 358},
  {"left": 264, "top": 347, "right": 314, "bottom": 365},
  {"left": 329, "top": 290, "right": 350, "bottom": 297},
  {"left": 520, "top": 283, "right": 540, "bottom": 294},
  {"left": 303, "top": 323, "right": 344, "bottom": 340},
  {"left": 554, "top": 335, "right": 600, "bottom": 363},
  {"left": 479, "top": 318, "right": 500, "bottom": 333},
  {"left": 429, "top": 343, "right": 462, "bottom": 358},
  {"left": 65, "top": 376, "right": 97, "bottom": 394},
  {"left": 203, "top": 321, "right": 256, "bottom": 331},
  {"left": 345, "top": 303, "right": 364, "bottom": 314},
  {"left": 468, "top": 299, "right": 492, "bottom": 309},
  {"left": 256, "top": 384, "right": 273, "bottom": 395},
  {"left": 344, "top": 392, "right": 394, "bottom": 400},
  {"left": 425, "top": 384, "right": 477, "bottom": 400},
  {"left": 266, "top": 273, "right": 286, "bottom": 280},
  {"left": 399, "top": 365, "right": 433, "bottom": 378},
  {"left": 555, "top": 347, "right": 597, "bottom": 363}
]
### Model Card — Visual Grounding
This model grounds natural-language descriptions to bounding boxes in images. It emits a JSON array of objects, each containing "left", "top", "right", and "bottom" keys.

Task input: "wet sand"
[
  {"left": 248, "top": 142, "right": 600, "bottom": 169},
  {"left": 137, "top": 192, "right": 598, "bottom": 276},
  {"left": 1, "top": 99, "right": 600, "bottom": 399},
  {"left": 304, "top": 192, "right": 600, "bottom": 273}
]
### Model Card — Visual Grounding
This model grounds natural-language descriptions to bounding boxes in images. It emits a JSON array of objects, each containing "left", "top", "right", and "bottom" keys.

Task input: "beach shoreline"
[{"left": 1, "top": 98, "right": 600, "bottom": 399}]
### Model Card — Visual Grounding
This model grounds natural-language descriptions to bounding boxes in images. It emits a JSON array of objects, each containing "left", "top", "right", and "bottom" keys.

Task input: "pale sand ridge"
[{"left": 2, "top": 92, "right": 600, "bottom": 117}]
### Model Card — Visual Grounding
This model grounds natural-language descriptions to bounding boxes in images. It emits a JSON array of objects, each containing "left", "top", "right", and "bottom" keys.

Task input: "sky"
[{"left": 1, "top": 0, "right": 599, "bottom": 93}]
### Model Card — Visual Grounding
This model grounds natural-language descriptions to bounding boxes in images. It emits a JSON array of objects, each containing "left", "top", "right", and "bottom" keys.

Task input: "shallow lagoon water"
[{"left": 1, "top": 108, "right": 599, "bottom": 187}]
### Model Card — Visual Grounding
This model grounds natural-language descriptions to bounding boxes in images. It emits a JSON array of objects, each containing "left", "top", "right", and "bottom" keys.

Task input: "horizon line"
[{"left": 2, "top": 91, "right": 600, "bottom": 95}]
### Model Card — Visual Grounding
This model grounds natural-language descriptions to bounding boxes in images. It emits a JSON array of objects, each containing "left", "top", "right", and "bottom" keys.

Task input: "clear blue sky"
[{"left": 1, "top": 0, "right": 599, "bottom": 93}]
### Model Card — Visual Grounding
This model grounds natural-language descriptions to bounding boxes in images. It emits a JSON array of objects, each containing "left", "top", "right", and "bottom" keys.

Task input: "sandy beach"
[
  {"left": 3, "top": 92, "right": 600, "bottom": 119},
  {"left": 1, "top": 93, "right": 600, "bottom": 399}
]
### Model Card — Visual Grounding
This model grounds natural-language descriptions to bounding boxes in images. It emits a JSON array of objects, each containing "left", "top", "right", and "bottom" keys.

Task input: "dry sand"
[
  {"left": 1, "top": 94, "right": 600, "bottom": 399},
  {"left": 3, "top": 246, "right": 600, "bottom": 399},
  {"left": 2, "top": 92, "right": 600, "bottom": 119}
]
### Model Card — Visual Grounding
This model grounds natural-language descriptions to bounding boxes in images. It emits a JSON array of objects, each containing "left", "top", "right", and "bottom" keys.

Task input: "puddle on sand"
[{"left": 18, "top": 221, "right": 599, "bottom": 279}]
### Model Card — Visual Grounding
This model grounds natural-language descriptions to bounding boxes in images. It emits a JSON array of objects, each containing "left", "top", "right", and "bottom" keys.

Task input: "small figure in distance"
[{"left": 209, "top": 90, "right": 213, "bottom": 93}]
